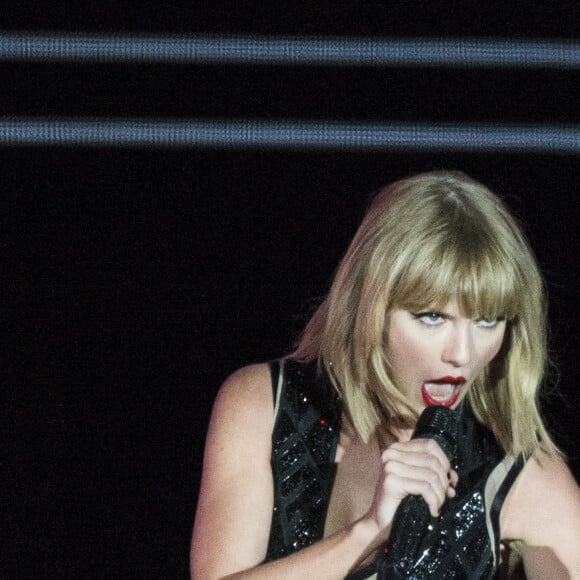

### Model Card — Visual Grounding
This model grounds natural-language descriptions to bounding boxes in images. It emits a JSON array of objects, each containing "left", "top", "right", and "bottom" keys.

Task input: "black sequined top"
[
  {"left": 266, "top": 358, "right": 524, "bottom": 579},
  {"left": 266, "top": 358, "right": 341, "bottom": 559}
]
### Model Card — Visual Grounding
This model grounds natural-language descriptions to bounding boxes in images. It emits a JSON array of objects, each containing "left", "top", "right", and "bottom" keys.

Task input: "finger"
[
  {"left": 382, "top": 473, "right": 446, "bottom": 517},
  {"left": 382, "top": 459, "right": 448, "bottom": 507},
  {"left": 448, "top": 468, "right": 459, "bottom": 488},
  {"left": 388, "top": 438, "right": 452, "bottom": 472},
  {"left": 382, "top": 447, "right": 450, "bottom": 491},
  {"left": 445, "top": 469, "right": 458, "bottom": 497}
]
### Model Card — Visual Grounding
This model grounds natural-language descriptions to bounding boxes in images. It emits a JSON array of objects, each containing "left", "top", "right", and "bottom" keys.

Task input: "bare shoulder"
[
  {"left": 196, "top": 362, "right": 274, "bottom": 474},
  {"left": 501, "top": 449, "right": 580, "bottom": 538},
  {"left": 501, "top": 449, "right": 580, "bottom": 578},
  {"left": 205, "top": 362, "right": 275, "bottom": 452},
  {"left": 214, "top": 363, "right": 273, "bottom": 417}
]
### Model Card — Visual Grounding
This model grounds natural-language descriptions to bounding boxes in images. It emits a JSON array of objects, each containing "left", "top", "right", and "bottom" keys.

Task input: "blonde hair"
[{"left": 293, "top": 171, "right": 558, "bottom": 457}]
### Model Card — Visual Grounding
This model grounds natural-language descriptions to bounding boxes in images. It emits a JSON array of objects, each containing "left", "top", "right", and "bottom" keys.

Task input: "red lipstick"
[
  {"left": 433, "top": 376, "right": 466, "bottom": 383},
  {"left": 421, "top": 377, "right": 466, "bottom": 407}
]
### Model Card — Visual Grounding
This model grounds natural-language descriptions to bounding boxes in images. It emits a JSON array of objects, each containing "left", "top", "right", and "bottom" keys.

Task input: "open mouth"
[{"left": 421, "top": 378, "right": 465, "bottom": 407}]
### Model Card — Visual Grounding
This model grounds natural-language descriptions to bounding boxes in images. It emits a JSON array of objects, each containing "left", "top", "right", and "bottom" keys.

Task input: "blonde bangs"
[{"left": 388, "top": 216, "right": 524, "bottom": 323}]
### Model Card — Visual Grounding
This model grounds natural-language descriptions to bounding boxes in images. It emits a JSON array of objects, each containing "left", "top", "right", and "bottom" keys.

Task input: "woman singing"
[{"left": 191, "top": 171, "right": 580, "bottom": 578}]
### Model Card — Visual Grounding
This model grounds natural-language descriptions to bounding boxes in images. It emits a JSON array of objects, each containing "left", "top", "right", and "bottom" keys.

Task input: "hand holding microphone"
[{"left": 367, "top": 407, "right": 459, "bottom": 578}]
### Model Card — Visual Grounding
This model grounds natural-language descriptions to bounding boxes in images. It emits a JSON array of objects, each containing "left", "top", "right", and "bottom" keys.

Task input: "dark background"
[{"left": 3, "top": 4, "right": 579, "bottom": 579}]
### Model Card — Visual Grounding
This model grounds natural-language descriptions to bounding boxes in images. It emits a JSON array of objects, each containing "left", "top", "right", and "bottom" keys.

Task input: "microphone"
[{"left": 379, "top": 406, "right": 459, "bottom": 578}]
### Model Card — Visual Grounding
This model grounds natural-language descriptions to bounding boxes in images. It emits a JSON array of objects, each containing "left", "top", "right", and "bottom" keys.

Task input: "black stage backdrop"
[{"left": 3, "top": 4, "right": 579, "bottom": 579}]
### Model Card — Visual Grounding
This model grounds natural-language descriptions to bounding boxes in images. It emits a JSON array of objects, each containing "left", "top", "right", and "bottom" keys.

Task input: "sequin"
[{"left": 266, "top": 359, "right": 339, "bottom": 561}]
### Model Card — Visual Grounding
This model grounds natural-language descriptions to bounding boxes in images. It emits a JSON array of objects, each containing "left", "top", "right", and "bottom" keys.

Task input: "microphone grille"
[{"left": 413, "top": 406, "right": 458, "bottom": 460}]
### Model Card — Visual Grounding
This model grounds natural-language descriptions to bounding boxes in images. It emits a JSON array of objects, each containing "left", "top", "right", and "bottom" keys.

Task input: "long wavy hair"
[{"left": 292, "top": 171, "right": 557, "bottom": 457}]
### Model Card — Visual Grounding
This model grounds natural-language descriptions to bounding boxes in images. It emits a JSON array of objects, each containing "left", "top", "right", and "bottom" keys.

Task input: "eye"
[
  {"left": 413, "top": 312, "right": 446, "bottom": 326},
  {"left": 475, "top": 317, "right": 502, "bottom": 329}
]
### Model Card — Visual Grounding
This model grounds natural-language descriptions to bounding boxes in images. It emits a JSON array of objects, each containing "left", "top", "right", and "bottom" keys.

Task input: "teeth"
[{"left": 424, "top": 382, "right": 456, "bottom": 401}]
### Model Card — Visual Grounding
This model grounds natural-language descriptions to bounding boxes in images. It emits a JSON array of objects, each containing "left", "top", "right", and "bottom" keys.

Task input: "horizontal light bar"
[
  {"left": 1, "top": 118, "right": 578, "bottom": 153},
  {"left": 1, "top": 33, "right": 579, "bottom": 68}
]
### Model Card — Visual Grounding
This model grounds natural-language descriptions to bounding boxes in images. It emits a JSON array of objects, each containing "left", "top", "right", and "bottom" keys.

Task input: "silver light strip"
[
  {"left": 0, "top": 33, "right": 579, "bottom": 68},
  {"left": 1, "top": 118, "right": 579, "bottom": 153}
]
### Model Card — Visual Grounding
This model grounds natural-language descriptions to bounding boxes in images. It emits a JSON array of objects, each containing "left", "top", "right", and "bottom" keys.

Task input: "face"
[{"left": 385, "top": 299, "right": 507, "bottom": 413}]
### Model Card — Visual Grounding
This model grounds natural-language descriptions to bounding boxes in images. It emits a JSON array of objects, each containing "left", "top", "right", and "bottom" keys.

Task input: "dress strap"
[
  {"left": 488, "top": 453, "right": 525, "bottom": 565},
  {"left": 268, "top": 358, "right": 285, "bottom": 421}
]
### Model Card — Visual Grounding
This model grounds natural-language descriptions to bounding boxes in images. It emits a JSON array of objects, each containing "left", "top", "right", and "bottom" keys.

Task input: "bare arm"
[
  {"left": 190, "top": 364, "right": 381, "bottom": 579},
  {"left": 501, "top": 450, "right": 580, "bottom": 579}
]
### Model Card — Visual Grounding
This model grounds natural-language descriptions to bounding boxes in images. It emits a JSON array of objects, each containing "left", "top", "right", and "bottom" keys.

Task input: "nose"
[{"left": 442, "top": 323, "right": 472, "bottom": 367}]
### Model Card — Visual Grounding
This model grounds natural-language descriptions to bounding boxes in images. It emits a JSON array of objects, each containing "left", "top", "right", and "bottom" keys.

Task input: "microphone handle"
[{"left": 380, "top": 406, "right": 458, "bottom": 577}]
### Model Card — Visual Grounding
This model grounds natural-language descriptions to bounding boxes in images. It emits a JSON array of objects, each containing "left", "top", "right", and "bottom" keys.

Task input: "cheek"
[
  {"left": 385, "top": 330, "right": 425, "bottom": 393},
  {"left": 387, "top": 328, "right": 428, "bottom": 368},
  {"left": 479, "top": 333, "right": 506, "bottom": 367}
]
